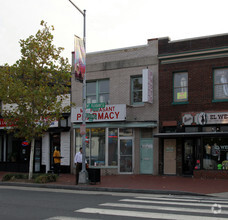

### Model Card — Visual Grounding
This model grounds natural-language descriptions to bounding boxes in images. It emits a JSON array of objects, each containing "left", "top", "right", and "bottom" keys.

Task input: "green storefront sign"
[{"left": 86, "top": 102, "right": 105, "bottom": 111}]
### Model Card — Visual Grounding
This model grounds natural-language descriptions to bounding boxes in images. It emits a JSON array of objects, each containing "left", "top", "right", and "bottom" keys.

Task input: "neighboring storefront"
[
  {"left": 0, "top": 97, "right": 71, "bottom": 173},
  {"left": 41, "top": 114, "right": 71, "bottom": 173},
  {"left": 0, "top": 118, "right": 43, "bottom": 173},
  {"left": 71, "top": 39, "right": 159, "bottom": 175},
  {"left": 157, "top": 34, "right": 228, "bottom": 178}
]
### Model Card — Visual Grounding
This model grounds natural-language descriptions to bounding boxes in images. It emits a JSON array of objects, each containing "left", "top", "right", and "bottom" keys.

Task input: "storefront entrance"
[
  {"left": 119, "top": 137, "right": 133, "bottom": 173},
  {"left": 164, "top": 139, "right": 176, "bottom": 175},
  {"left": 140, "top": 139, "right": 153, "bottom": 174},
  {"left": 183, "top": 139, "right": 195, "bottom": 175}
]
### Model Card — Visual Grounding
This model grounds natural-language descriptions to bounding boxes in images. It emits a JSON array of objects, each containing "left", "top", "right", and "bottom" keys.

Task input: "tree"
[{"left": 0, "top": 21, "right": 71, "bottom": 179}]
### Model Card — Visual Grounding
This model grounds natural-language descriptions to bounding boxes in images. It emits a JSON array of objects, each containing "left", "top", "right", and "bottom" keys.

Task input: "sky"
[{"left": 1, "top": 0, "right": 228, "bottom": 65}]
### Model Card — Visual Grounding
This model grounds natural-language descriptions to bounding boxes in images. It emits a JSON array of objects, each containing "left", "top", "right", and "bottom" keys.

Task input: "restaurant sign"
[{"left": 71, "top": 104, "right": 126, "bottom": 123}]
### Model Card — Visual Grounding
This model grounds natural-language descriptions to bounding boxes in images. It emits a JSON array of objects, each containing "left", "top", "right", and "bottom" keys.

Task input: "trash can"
[{"left": 87, "top": 168, "right": 100, "bottom": 184}]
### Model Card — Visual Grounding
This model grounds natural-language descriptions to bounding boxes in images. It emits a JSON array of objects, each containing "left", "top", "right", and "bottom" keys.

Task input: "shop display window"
[
  {"left": 75, "top": 128, "right": 90, "bottom": 163},
  {"left": 90, "top": 128, "right": 105, "bottom": 166},
  {"left": 203, "top": 138, "right": 228, "bottom": 170},
  {"left": 75, "top": 128, "right": 105, "bottom": 167},
  {"left": 108, "top": 128, "right": 118, "bottom": 166},
  {"left": 75, "top": 127, "right": 133, "bottom": 168}
]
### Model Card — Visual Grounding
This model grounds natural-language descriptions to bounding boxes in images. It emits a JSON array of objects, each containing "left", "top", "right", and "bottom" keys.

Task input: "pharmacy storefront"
[{"left": 71, "top": 104, "right": 156, "bottom": 175}]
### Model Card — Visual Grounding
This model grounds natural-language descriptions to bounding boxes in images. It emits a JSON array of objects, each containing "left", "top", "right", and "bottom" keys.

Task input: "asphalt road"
[{"left": 0, "top": 186, "right": 228, "bottom": 220}]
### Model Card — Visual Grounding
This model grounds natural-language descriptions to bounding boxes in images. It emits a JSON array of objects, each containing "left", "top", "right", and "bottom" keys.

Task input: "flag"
[{"left": 74, "top": 36, "right": 85, "bottom": 81}]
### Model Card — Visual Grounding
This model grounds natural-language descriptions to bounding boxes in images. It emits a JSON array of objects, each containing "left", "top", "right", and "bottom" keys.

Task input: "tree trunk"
[{"left": 28, "top": 138, "right": 35, "bottom": 180}]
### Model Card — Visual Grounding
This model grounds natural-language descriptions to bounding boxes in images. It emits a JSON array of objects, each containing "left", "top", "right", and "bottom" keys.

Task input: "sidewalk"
[{"left": 1, "top": 172, "right": 228, "bottom": 197}]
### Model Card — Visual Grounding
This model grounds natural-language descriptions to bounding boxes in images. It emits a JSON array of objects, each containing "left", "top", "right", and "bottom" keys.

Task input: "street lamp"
[{"left": 68, "top": 0, "right": 88, "bottom": 184}]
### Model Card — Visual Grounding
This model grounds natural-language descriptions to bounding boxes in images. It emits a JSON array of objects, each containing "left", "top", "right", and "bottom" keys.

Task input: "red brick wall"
[{"left": 159, "top": 57, "right": 228, "bottom": 126}]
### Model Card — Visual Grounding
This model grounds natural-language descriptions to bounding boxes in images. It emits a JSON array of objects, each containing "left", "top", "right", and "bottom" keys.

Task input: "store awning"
[
  {"left": 73, "top": 121, "right": 157, "bottom": 129},
  {"left": 154, "top": 132, "right": 228, "bottom": 138}
]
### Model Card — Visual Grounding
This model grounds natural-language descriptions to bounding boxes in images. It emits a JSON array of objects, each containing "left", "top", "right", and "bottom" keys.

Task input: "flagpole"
[{"left": 69, "top": 0, "right": 88, "bottom": 184}]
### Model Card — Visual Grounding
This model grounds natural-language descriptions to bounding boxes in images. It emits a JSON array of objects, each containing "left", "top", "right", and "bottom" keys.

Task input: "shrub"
[
  {"left": 2, "top": 173, "right": 57, "bottom": 183},
  {"left": 34, "top": 174, "right": 57, "bottom": 184},
  {"left": 2, "top": 173, "right": 28, "bottom": 181}
]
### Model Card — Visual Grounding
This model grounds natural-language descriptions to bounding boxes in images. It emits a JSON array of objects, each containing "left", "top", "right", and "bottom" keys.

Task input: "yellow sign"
[{"left": 177, "top": 92, "right": 187, "bottom": 99}]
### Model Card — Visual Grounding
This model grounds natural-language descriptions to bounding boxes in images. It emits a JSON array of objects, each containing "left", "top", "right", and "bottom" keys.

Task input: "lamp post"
[{"left": 68, "top": 0, "right": 88, "bottom": 184}]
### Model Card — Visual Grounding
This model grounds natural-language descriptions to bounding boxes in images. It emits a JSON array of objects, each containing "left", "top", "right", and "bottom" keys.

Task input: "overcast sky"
[{"left": 1, "top": 0, "right": 228, "bottom": 65}]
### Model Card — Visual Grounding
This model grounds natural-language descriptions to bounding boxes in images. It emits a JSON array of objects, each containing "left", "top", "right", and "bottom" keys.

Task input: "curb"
[{"left": 0, "top": 181, "right": 207, "bottom": 197}]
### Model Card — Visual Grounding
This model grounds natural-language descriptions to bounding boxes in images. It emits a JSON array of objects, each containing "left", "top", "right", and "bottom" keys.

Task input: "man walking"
[{"left": 74, "top": 147, "right": 85, "bottom": 185}]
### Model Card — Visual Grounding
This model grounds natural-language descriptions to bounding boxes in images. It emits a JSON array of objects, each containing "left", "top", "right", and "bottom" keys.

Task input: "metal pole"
[
  {"left": 68, "top": 0, "right": 87, "bottom": 183},
  {"left": 82, "top": 9, "right": 86, "bottom": 173}
]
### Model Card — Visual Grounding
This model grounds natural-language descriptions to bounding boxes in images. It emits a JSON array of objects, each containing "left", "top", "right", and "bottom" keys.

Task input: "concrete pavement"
[{"left": 1, "top": 172, "right": 228, "bottom": 197}]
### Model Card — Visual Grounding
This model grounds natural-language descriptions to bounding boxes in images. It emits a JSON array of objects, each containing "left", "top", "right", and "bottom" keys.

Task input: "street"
[{"left": 0, "top": 186, "right": 228, "bottom": 219}]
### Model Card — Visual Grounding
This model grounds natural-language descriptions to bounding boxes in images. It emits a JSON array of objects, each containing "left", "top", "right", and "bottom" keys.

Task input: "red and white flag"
[{"left": 74, "top": 35, "right": 85, "bottom": 81}]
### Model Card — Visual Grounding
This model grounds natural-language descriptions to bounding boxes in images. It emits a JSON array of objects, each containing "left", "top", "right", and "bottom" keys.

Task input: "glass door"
[
  {"left": 183, "top": 139, "right": 195, "bottom": 175},
  {"left": 119, "top": 138, "right": 133, "bottom": 173}
]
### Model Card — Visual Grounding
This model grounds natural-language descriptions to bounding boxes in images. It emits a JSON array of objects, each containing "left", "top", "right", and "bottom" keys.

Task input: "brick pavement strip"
[{"left": 0, "top": 172, "right": 228, "bottom": 195}]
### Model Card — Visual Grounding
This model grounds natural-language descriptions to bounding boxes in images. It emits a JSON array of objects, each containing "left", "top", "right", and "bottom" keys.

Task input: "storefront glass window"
[
  {"left": 220, "top": 126, "right": 228, "bottom": 132},
  {"left": 7, "top": 136, "right": 20, "bottom": 162},
  {"left": 119, "top": 128, "right": 133, "bottom": 137},
  {"left": 91, "top": 128, "right": 105, "bottom": 166},
  {"left": 75, "top": 129, "right": 90, "bottom": 163},
  {"left": 203, "top": 138, "right": 228, "bottom": 170},
  {"left": 108, "top": 128, "right": 118, "bottom": 166},
  {"left": 185, "top": 127, "right": 198, "bottom": 133},
  {"left": 202, "top": 126, "right": 217, "bottom": 132}
]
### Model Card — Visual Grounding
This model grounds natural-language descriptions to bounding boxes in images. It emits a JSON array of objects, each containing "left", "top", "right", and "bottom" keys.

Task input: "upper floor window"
[
  {"left": 214, "top": 68, "right": 228, "bottom": 101},
  {"left": 131, "top": 76, "right": 142, "bottom": 105},
  {"left": 86, "top": 79, "right": 109, "bottom": 104},
  {"left": 173, "top": 72, "right": 188, "bottom": 103}
]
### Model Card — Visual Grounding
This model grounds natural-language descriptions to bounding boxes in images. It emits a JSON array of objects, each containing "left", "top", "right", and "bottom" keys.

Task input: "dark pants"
[
  {"left": 54, "top": 163, "right": 60, "bottom": 175},
  {"left": 76, "top": 163, "right": 82, "bottom": 184}
]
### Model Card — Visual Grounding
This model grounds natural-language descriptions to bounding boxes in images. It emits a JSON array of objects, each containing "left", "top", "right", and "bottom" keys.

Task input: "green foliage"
[
  {"left": 2, "top": 173, "right": 28, "bottom": 181},
  {"left": 2, "top": 173, "right": 57, "bottom": 183},
  {"left": 0, "top": 20, "right": 71, "bottom": 142},
  {"left": 34, "top": 174, "right": 57, "bottom": 183}
]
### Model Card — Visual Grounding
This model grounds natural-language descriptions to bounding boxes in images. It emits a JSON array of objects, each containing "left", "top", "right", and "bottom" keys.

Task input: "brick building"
[
  {"left": 71, "top": 39, "right": 159, "bottom": 175},
  {"left": 156, "top": 34, "right": 228, "bottom": 178}
]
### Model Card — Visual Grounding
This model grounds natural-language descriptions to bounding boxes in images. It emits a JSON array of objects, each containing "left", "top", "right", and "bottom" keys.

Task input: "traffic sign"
[{"left": 86, "top": 102, "right": 105, "bottom": 111}]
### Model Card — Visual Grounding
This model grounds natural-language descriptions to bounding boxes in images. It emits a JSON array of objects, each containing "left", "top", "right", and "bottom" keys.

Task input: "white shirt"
[{"left": 74, "top": 151, "right": 87, "bottom": 163}]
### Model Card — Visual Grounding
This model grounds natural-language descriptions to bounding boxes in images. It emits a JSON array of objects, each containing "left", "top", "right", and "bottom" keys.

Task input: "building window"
[
  {"left": 203, "top": 138, "right": 228, "bottom": 170},
  {"left": 86, "top": 79, "right": 109, "bottom": 104},
  {"left": 214, "top": 68, "right": 228, "bottom": 100},
  {"left": 75, "top": 128, "right": 134, "bottom": 168},
  {"left": 108, "top": 128, "right": 118, "bottom": 166},
  {"left": 173, "top": 72, "right": 188, "bottom": 103},
  {"left": 75, "top": 128, "right": 106, "bottom": 167},
  {"left": 131, "top": 76, "right": 142, "bottom": 105}
]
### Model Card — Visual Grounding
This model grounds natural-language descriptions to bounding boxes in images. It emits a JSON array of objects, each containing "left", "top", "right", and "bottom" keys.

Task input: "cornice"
[{"left": 159, "top": 46, "right": 228, "bottom": 64}]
